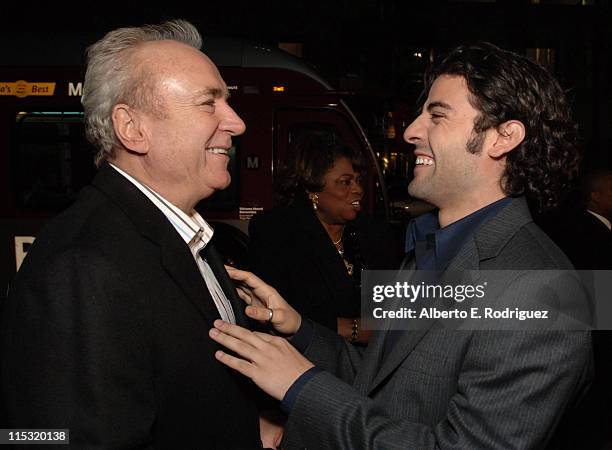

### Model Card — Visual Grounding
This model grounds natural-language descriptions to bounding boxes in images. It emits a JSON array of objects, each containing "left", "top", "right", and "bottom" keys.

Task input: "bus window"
[
  {"left": 287, "top": 123, "right": 342, "bottom": 148},
  {"left": 11, "top": 112, "right": 96, "bottom": 211}
]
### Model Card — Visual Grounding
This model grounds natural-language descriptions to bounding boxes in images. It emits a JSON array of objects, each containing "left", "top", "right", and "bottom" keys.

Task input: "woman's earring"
[{"left": 309, "top": 193, "right": 319, "bottom": 211}]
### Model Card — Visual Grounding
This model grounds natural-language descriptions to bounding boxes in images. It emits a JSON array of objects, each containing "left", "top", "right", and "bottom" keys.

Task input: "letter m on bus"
[
  {"left": 68, "top": 82, "right": 83, "bottom": 97},
  {"left": 246, "top": 155, "right": 259, "bottom": 169}
]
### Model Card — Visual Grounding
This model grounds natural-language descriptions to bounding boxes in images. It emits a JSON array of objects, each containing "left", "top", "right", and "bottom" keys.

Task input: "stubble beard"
[{"left": 408, "top": 173, "right": 437, "bottom": 205}]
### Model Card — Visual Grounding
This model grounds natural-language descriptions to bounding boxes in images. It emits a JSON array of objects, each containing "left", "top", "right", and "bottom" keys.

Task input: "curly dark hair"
[
  {"left": 424, "top": 41, "right": 580, "bottom": 210},
  {"left": 275, "top": 131, "right": 367, "bottom": 206}
]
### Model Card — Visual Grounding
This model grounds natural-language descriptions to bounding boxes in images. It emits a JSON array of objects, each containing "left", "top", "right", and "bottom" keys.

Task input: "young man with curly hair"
[{"left": 209, "top": 42, "right": 592, "bottom": 449}]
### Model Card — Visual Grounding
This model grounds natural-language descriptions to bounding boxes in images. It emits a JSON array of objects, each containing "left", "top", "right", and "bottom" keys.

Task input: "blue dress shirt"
[
  {"left": 282, "top": 197, "right": 513, "bottom": 412},
  {"left": 405, "top": 196, "right": 512, "bottom": 270}
]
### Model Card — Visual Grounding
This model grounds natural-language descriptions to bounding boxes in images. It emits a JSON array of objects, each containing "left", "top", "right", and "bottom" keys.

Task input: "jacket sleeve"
[
  {"left": 302, "top": 321, "right": 366, "bottom": 384},
  {"left": 1, "top": 247, "right": 156, "bottom": 449},
  {"left": 284, "top": 328, "right": 592, "bottom": 450}
]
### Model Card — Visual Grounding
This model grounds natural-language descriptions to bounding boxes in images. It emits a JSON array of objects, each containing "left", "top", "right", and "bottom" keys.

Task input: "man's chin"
[
  {"left": 220, "top": 175, "right": 232, "bottom": 190},
  {"left": 407, "top": 181, "right": 422, "bottom": 199},
  {"left": 204, "top": 175, "right": 231, "bottom": 195},
  {"left": 408, "top": 182, "right": 435, "bottom": 204}
]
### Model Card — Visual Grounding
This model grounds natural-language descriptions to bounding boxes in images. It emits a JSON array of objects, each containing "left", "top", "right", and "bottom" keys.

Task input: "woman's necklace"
[
  {"left": 332, "top": 234, "right": 344, "bottom": 255},
  {"left": 331, "top": 233, "right": 353, "bottom": 275}
]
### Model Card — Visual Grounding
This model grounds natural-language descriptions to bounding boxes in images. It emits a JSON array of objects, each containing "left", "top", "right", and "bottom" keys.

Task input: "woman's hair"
[
  {"left": 425, "top": 41, "right": 580, "bottom": 210},
  {"left": 81, "top": 19, "right": 202, "bottom": 166},
  {"left": 275, "top": 131, "right": 366, "bottom": 206}
]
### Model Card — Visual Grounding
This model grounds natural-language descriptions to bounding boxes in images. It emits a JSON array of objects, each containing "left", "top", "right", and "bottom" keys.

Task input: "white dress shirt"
[{"left": 109, "top": 164, "right": 236, "bottom": 324}]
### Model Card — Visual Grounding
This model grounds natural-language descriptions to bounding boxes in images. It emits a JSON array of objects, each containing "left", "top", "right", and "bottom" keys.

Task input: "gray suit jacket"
[{"left": 282, "top": 197, "right": 593, "bottom": 450}]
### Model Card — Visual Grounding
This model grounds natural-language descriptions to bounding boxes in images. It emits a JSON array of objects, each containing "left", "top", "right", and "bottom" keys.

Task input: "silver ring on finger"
[{"left": 267, "top": 308, "right": 274, "bottom": 322}]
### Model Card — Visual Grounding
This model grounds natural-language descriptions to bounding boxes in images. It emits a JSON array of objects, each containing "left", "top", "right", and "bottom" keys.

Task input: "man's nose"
[
  {"left": 403, "top": 116, "right": 423, "bottom": 145},
  {"left": 220, "top": 104, "right": 246, "bottom": 136}
]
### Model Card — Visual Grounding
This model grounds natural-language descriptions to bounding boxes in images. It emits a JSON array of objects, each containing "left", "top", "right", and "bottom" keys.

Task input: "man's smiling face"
[{"left": 403, "top": 74, "right": 486, "bottom": 209}]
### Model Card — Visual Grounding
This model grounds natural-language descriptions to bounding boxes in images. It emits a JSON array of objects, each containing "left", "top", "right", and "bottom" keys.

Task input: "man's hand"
[
  {"left": 209, "top": 319, "right": 314, "bottom": 401},
  {"left": 259, "top": 410, "right": 284, "bottom": 449},
  {"left": 226, "top": 267, "right": 302, "bottom": 335}
]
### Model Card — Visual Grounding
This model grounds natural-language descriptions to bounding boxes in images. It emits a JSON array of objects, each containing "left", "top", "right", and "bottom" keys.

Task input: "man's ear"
[
  {"left": 488, "top": 120, "right": 525, "bottom": 158},
  {"left": 111, "top": 104, "right": 149, "bottom": 154}
]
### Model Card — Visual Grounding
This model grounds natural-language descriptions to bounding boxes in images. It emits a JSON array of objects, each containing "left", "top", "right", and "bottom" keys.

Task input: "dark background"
[{"left": 2, "top": 0, "right": 610, "bottom": 167}]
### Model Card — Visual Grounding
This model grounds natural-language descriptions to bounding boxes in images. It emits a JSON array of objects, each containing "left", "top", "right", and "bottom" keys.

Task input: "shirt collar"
[
  {"left": 405, "top": 197, "right": 512, "bottom": 270},
  {"left": 109, "top": 163, "right": 214, "bottom": 249}
]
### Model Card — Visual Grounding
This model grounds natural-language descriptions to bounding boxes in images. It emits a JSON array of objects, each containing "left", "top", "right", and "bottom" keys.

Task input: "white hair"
[{"left": 81, "top": 19, "right": 203, "bottom": 166}]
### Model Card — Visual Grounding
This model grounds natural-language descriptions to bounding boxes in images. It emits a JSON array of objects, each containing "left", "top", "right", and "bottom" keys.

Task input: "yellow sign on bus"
[{"left": 0, "top": 80, "right": 56, "bottom": 98}]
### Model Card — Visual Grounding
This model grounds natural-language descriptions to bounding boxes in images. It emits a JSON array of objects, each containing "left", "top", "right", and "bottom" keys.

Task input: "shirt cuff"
[
  {"left": 289, "top": 318, "right": 314, "bottom": 353},
  {"left": 280, "top": 366, "right": 321, "bottom": 413}
]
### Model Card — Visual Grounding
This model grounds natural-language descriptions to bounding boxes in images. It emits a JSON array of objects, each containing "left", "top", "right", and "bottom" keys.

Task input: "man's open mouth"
[
  {"left": 415, "top": 155, "right": 434, "bottom": 166},
  {"left": 206, "top": 148, "right": 229, "bottom": 156}
]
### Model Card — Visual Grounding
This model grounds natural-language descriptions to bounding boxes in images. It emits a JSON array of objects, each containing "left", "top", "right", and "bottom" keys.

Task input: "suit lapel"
[
  {"left": 353, "top": 331, "right": 385, "bottom": 392},
  {"left": 365, "top": 198, "right": 533, "bottom": 394},
  {"left": 202, "top": 243, "right": 249, "bottom": 327},
  {"left": 399, "top": 250, "right": 416, "bottom": 270},
  {"left": 367, "top": 270, "right": 477, "bottom": 394},
  {"left": 159, "top": 235, "right": 223, "bottom": 325},
  {"left": 91, "top": 164, "right": 223, "bottom": 326},
  {"left": 366, "top": 327, "right": 431, "bottom": 394},
  {"left": 366, "top": 262, "right": 441, "bottom": 394},
  {"left": 471, "top": 197, "right": 533, "bottom": 262}
]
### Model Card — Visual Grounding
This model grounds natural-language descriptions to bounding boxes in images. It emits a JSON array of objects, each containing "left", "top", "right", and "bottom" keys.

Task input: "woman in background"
[{"left": 249, "top": 133, "right": 401, "bottom": 343}]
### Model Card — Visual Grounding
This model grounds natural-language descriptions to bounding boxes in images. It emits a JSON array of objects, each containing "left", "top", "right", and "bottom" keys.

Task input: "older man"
[
  {"left": 210, "top": 42, "right": 593, "bottom": 449},
  {"left": 1, "top": 20, "right": 263, "bottom": 448}
]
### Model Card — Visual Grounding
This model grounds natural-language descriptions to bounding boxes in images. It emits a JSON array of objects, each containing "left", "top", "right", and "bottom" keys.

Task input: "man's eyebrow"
[
  {"left": 194, "top": 87, "right": 229, "bottom": 100},
  {"left": 426, "top": 101, "right": 453, "bottom": 112}
]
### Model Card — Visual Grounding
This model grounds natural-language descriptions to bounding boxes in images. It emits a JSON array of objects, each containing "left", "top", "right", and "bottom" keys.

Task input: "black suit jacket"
[
  {"left": 0, "top": 164, "right": 261, "bottom": 449},
  {"left": 249, "top": 198, "right": 401, "bottom": 331}
]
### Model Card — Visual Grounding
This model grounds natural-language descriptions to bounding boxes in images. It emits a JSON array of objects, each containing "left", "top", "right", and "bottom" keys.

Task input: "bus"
[{"left": 1, "top": 35, "right": 415, "bottom": 300}]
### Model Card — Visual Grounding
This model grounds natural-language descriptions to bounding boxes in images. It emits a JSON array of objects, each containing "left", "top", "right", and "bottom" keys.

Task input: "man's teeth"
[
  {"left": 206, "top": 148, "right": 229, "bottom": 155},
  {"left": 415, "top": 156, "right": 434, "bottom": 166},
  {"left": 351, "top": 200, "right": 361, "bottom": 206}
]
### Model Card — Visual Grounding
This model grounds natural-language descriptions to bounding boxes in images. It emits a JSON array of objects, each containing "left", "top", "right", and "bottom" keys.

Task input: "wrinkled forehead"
[{"left": 134, "top": 40, "right": 229, "bottom": 98}]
